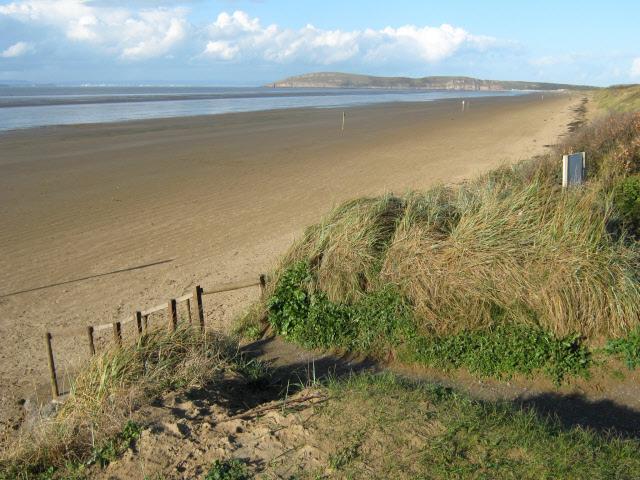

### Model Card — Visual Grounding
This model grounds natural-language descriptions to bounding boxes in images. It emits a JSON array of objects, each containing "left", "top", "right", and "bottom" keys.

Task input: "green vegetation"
[
  {"left": 595, "top": 84, "right": 640, "bottom": 112},
  {"left": 613, "top": 174, "right": 640, "bottom": 236},
  {"left": 242, "top": 110, "right": 640, "bottom": 382},
  {"left": 268, "top": 261, "right": 412, "bottom": 354},
  {"left": 606, "top": 326, "right": 640, "bottom": 369},
  {"left": 303, "top": 372, "right": 640, "bottom": 479},
  {"left": 86, "top": 421, "right": 141, "bottom": 469},
  {"left": 0, "top": 327, "right": 239, "bottom": 480},
  {"left": 269, "top": 261, "right": 591, "bottom": 383},
  {"left": 205, "top": 459, "right": 249, "bottom": 480},
  {"left": 406, "top": 325, "right": 590, "bottom": 384}
]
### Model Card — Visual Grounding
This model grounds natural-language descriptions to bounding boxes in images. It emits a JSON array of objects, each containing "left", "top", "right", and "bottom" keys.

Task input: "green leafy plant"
[
  {"left": 268, "top": 261, "right": 412, "bottom": 354},
  {"left": 613, "top": 174, "right": 640, "bottom": 236},
  {"left": 405, "top": 325, "right": 590, "bottom": 384},
  {"left": 268, "top": 264, "right": 592, "bottom": 384},
  {"left": 87, "top": 420, "right": 142, "bottom": 468},
  {"left": 605, "top": 326, "right": 640, "bottom": 369},
  {"left": 205, "top": 459, "right": 249, "bottom": 480}
]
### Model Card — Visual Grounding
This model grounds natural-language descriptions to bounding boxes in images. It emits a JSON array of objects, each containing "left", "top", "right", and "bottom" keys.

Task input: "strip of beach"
[{"left": 0, "top": 92, "right": 582, "bottom": 428}]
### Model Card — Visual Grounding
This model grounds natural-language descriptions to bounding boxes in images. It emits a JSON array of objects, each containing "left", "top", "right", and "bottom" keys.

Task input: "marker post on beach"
[
  {"left": 341, "top": 111, "right": 345, "bottom": 132},
  {"left": 462, "top": 100, "right": 465, "bottom": 112},
  {"left": 45, "top": 332, "right": 59, "bottom": 399}
]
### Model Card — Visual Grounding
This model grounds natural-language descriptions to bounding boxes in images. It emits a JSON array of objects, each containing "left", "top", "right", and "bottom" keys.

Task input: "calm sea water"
[{"left": 0, "top": 86, "right": 526, "bottom": 132}]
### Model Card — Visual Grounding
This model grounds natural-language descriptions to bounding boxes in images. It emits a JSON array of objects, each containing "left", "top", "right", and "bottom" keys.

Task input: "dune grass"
[
  {"left": 0, "top": 327, "right": 238, "bottom": 480},
  {"left": 595, "top": 84, "right": 640, "bottom": 112},
  {"left": 241, "top": 111, "right": 640, "bottom": 381}
]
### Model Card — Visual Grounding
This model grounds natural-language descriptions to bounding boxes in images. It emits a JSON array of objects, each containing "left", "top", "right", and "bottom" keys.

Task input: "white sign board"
[{"left": 562, "top": 152, "right": 585, "bottom": 187}]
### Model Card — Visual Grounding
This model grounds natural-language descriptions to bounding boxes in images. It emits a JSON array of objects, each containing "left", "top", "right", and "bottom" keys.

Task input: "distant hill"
[{"left": 270, "top": 72, "right": 593, "bottom": 91}]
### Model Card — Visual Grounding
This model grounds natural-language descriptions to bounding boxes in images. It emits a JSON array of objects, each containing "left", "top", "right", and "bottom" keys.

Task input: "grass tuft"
[{"left": 1, "top": 326, "right": 238, "bottom": 479}]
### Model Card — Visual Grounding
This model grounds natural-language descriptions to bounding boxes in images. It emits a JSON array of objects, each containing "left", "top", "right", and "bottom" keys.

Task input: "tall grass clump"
[
  {"left": 383, "top": 166, "right": 640, "bottom": 337},
  {"left": 1, "top": 327, "right": 236, "bottom": 479},
  {"left": 248, "top": 110, "right": 640, "bottom": 379},
  {"left": 279, "top": 194, "right": 404, "bottom": 303}
]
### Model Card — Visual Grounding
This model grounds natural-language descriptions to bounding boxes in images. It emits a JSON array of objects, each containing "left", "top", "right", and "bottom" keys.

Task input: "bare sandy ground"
[{"left": 0, "top": 93, "right": 580, "bottom": 426}]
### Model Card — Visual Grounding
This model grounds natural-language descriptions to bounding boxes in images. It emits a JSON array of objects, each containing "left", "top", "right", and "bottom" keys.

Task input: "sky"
[{"left": 0, "top": 0, "right": 639, "bottom": 86}]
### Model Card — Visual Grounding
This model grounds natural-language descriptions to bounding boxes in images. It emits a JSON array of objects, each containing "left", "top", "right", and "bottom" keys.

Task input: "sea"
[{"left": 0, "top": 86, "right": 527, "bottom": 132}]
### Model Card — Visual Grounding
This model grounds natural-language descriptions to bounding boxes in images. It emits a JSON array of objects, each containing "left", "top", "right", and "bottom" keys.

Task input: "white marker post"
[
  {"left": 461, "top": 100, "right": 465, "bottom": 112},
  {"left": 341, "top": 111, "right": 345, "bottom": 132},
  {"left": 562, "top": 152, "right": 586, "bottom": 187}
]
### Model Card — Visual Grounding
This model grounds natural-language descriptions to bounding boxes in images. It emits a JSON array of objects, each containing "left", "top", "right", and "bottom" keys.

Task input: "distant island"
[{"left": 270, "top": 72, "right": 593, "bottom": 91}]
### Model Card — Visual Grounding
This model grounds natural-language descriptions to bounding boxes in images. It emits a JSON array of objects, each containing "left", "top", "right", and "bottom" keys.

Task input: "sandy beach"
[{"left": 0, "top": 93, "right": 581, "bottom": 426}]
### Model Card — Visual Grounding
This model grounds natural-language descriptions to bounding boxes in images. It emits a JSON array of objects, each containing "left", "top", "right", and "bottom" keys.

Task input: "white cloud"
[
  {"left": 0, "top": 4, "right": 502, "bottom": 66},
  {"left": 0, "top": 41, "right": 33, "bottom": 58},
  {"left": 204, "top": 40, "right": 239, "bottom": 60},
  {"left": 631, "top": 58, "right": 640, "bottom": 78},
  {"left": 202, "top": 10, "right": 498, "bottom": 65},
  {"left": 0, "top": 0, "right": 188, "bottom": 59}
]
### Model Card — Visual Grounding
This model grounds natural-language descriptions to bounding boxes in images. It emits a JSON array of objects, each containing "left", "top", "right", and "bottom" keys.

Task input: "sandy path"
[{"left": 0, "top": 93, "right": 580, "bottom": 422}]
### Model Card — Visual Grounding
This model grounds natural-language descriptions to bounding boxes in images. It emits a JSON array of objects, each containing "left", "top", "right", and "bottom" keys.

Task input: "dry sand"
[{"left": 0, "top": 93, "right": 581, "bottom": 426}]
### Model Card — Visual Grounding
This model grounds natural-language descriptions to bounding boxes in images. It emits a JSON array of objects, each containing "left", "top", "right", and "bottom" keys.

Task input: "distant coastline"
[{"left": 270, "top": 72, "right": 594, "bottom": 91}]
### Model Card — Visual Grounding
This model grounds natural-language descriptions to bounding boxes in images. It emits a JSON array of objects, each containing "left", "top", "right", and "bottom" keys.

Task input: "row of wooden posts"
[{"left": 44, "top": 275, "right": 267, "bottom": 399}]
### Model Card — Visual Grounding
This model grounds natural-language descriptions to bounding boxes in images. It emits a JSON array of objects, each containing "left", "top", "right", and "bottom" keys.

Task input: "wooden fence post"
[
  {"left": 86, "top": 326, "right": 95, "bottom": 356},
  {"left": 193, "top": 285, "right": 204, "bottom": 332},
  {"left": 143, "top": 315, "right": 148, "bottom": 332},
  {"left": 44, "top": 332, "right": 59, "bottom": 399},
  {"left": 168, "top": 299, "right": 177, "bottom": 332},
  {"left": 134, "top": 311, "right": 142, "bottom": 336},
  {"left": 259, "top": 274, "right": 267, "bottom": 298},
  {"left": 112, "top": 322, "right": 122, "bottom": 346},
  {"left": 186, "top": 298, "right": 193, "bottom": 324}
]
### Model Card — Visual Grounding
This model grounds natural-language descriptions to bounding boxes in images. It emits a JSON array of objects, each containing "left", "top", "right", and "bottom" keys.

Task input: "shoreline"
[
  {"left": 0, "top": 90, "right": 534, "bottom": 135},
  {"left": 0, "top": 88, "right": 529, "bottom": 109},
  {"left": 0, "top": 92, "right": 583, "bottom": 428}
]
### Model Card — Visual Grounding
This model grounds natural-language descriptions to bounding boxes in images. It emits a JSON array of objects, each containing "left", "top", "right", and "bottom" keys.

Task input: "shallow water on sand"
[{"left": 0, "top": 86, "right": 525, "bottom": 132}]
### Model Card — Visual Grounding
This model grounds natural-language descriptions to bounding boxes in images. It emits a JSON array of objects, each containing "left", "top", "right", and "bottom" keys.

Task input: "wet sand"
[{"left": 0, "top": 93, "right": 580, "bottom": 425}]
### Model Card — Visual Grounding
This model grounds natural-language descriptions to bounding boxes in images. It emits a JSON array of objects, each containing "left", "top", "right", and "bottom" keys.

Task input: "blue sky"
[{"left": 0, "top": 0, "right": 638, "bottom": 86}]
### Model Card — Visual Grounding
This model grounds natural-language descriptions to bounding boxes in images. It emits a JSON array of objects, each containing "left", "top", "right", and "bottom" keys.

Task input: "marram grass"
[
  {"left": 244, "top": 112, "right": 640, "bottom": 356},
  {"left": 1, "top": 326, "right": 236, "bottom": 479}
]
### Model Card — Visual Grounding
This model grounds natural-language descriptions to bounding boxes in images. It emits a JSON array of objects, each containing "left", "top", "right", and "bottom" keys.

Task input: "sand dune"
[{"left": 0, "top": 93, "right": 581, "bottom": 428}]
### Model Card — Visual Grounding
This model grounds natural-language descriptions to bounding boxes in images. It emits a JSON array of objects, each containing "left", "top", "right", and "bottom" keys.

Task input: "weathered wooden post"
[
  {"left": 143, "top": 315, "right": 148, "bottom": 332},
  {"left": 168, "top": 299, "right": 178, "bottom": 332},
  {"left": 259, "top": 274, "right": 267, "bottom": 298},
  {"left": 134, "top": 311, "right": 143, "bottom": 336},
  {"left": 44, "top": 332, "right": 59, "bottom": 399},
  {"left": 86, "top": 326, "right": 95, "bottom": 356},
  {"left": 186, "top": 298, "right": 193, "bottom": 324},
  {"left": 112, "top": 322, "right": 122, "bottom": 346},
  {"left": 193, "top": 285, "right": 205, "bottom": 332},
  {"left": 562, "top": 152, "right": 586, "bottom": 187}
]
